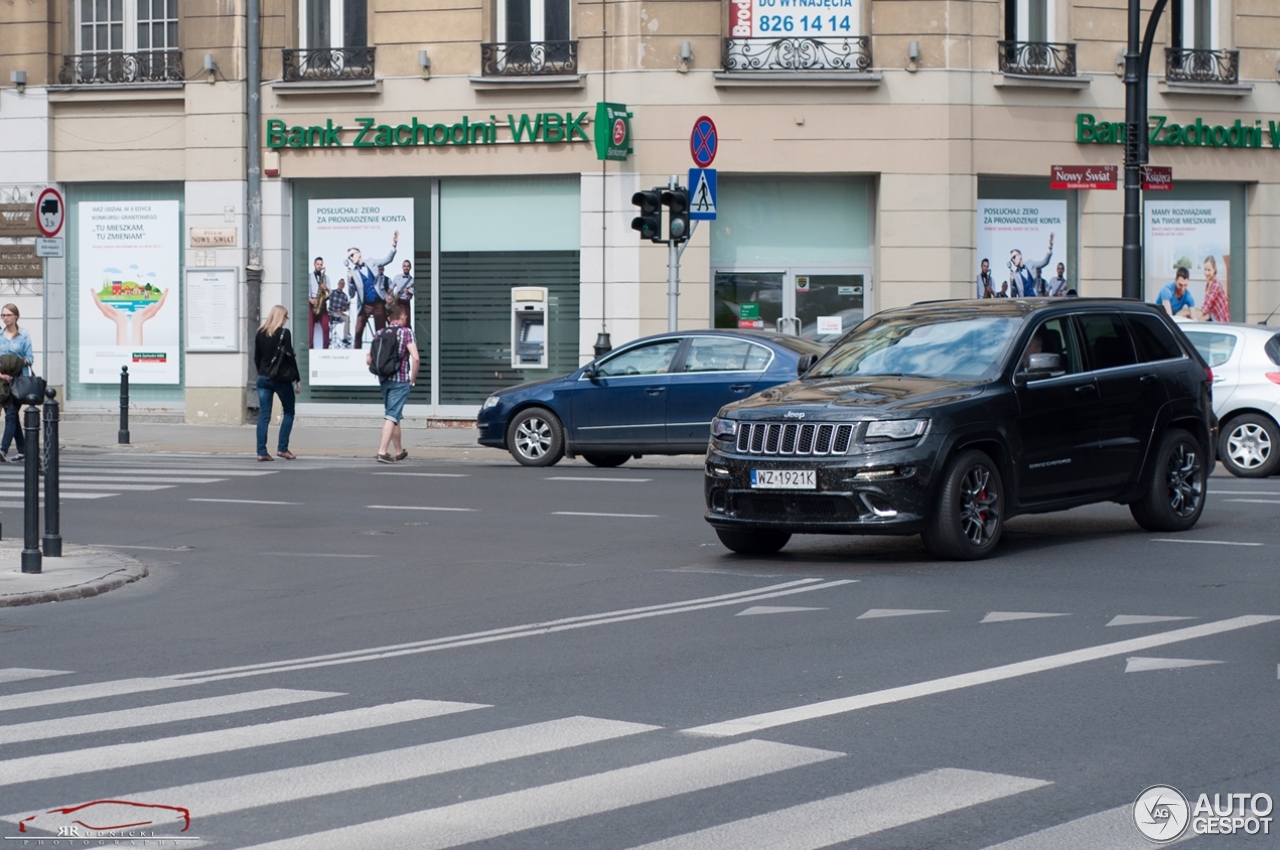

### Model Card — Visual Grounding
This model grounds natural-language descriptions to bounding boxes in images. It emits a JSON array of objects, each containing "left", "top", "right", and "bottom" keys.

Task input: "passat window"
[{"left": 807, "top": 315, "right": 1021, "bottom": 381}]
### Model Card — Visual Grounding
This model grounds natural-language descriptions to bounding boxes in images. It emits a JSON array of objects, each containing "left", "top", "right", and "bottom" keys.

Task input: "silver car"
[{"left": 1179, "top": 321, "right": 1280, "bottom": 477}]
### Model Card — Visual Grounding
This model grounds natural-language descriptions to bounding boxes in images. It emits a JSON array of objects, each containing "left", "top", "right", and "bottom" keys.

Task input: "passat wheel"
[
  {"left": 922, "top": 449, "right": 1004, "bottom": 560},
  {"left": 582, "top": 454, "right": 629, "bottom": 468},
  {"left": 714, "top": 528, "right": 791, "bottom": 555},
  {"left": 506, "top": 407, "right": 564, "bottom": 467},
  {"left": 1130, "top": 428, "right": 1206, "bottom": 532},
  {"left": 1218, "top": 413, "right": 1280, "bottom": 478}
]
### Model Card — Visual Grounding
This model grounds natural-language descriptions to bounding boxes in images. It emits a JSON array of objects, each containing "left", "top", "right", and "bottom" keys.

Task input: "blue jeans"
[
  {"left": 256, "top": 375, "right": 295, "bottom": 456},
  {"left": 1, "top": 398, "right": 25, "bottom": 456}
]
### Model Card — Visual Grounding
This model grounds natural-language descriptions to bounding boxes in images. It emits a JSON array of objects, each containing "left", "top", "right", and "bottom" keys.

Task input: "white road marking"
[
  {"left": 1222, "top": 499, "right": 1280, "bottom": 505},
  {"left": 262, "top": 553, "right": 377, "bottom": 559},
  {"left": 981, "top": 612, "right": 1070, "bottom": 623},
  {"left": 1124, "top": 656, "right": 1223, "bottom": 673},
  {"left": 55, "top": 476, "right": 226, "bottom": 484},
  {"left": 11, "top": 482, "right": 176, "bottom": 491},
  {"left": 622, "top": 768, "right": 1050, "bottom": 850},
  {"left": 553, "top": 511, "right": 659, "bottom": 518},
  {"left": 0, "top": 699, "right": 485, "bottom": 786},
  {"left": 373, "top": 472, "right": 469, "bottom": 478},
  {"left": 366, "top": 505, "right": 477, "bottom": 512},
  {"left": 1151, "top": 538, "right": 1264, "bottom": 546},
  {"left": 0, "top": 689, "right": 341, "bottom": 744},
  {"left": 0, "top": 668, "right": 70, "bottom": 684},
  {"left": 14, "top": 468, "right": 274, "bottom": 477},
  {"left": 979, "top": 804, "right": 1187, "bottom": 849},
  {"left": 544, "top": 477, "right": 652, "bottom": 482},
  {"left": 736, "top": 606, "right": 826, "bottom": 616},
  {"left": 234, "top": 739, "right": 844, "bottom": 850},
  {"left": 189, "top": 498, "right": 302, "bottom": 505},
  {"left": 0, "top": 491, "right": 113, "bottom": 499},
  {"left": 683, "top": 615, "right": 1280, "bottom": 737},
  {"left": 1106, "top": 615, "right": 1196, "bottom": 627},
  {"left": 1210, "top": 490, "right": 1280, "bottom": 495},
  {"left": 858, "top": 609, "right": 948, "bottom": 620},
  {"left": 35, "top": 716, "right": 659, "bottom": 823}
]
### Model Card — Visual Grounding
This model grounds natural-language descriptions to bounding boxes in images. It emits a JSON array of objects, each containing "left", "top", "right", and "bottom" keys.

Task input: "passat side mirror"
[
  {"left": 797, "top": 354, "right": 819, "bottom": 376},
  {"left": 582, "top": 362, "right": 599, "bottom": 379}
]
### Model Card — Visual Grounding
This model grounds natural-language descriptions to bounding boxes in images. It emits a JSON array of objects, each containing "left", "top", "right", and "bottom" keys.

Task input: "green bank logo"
[
  {"left": 267, "top": 113, "right": 590, "bottom": 149},
  {"left": 1076, "top": 112, "right": 1278, "bottom": 149}
]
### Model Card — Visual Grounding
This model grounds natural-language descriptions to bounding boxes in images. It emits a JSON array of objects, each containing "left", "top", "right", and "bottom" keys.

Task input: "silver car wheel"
[
  {"left": 514, "top": 416, "right": 553, "bottom": 460},
  {"left": 1226, "top": 422, "right": 1271, "bottom": 470}
]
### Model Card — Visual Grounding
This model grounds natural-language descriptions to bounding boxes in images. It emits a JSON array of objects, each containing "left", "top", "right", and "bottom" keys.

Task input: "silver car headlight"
[
  {"left": 865, "top": 419, "right": 929, "bottom": 441},
  {"left": 481, "top": 395, "right": 500, "bottom": 411},
  {"left": 711, "top": 417, "right": 737, "bottom": 438}
]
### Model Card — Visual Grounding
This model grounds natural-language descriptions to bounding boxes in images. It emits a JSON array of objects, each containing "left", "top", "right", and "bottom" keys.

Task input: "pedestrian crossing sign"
[{"left": 688, "top": 168, "right": 717, "bottom": 220}]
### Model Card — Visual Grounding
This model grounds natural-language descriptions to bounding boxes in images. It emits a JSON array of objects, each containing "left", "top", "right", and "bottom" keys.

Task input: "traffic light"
[
  {"left": 630, "top": 189, "right": 662, "bottom": 243},
  {"left": 662, "top": 186, "right": 690, "bottom": 243}
]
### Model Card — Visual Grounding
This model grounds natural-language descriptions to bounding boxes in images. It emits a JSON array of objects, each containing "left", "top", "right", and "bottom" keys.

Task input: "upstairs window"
[
  {"left": 1175, "top": 0, "right": 1217, "bottom": 49},
  {"left": 300, "top": 0, "right": 366, "bottom": 49},
  {"left": 1005, "top": 0, "right": 1053, "bottom": 42},
  {"left": 500, "top": 0, "right": 570, "bottom": 44},
  {"left": 79, "top": 0, "right": 178, "bottom": 56}
]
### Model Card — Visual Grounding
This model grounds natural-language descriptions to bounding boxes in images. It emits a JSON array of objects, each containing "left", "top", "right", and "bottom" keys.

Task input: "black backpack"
[{"left": 368, "top": 327, "right": 404, "bottom": 380}]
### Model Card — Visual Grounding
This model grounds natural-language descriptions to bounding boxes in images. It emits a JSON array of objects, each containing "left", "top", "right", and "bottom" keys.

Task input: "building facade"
[{"left": 2, "top": 0, "right": 1278, "bottom": 421}]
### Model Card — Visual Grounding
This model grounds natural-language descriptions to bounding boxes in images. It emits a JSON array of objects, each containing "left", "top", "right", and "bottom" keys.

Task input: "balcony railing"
[
  {"left": 997, "top": 40, "right": 1077, "bottom": 77},
  {"left": 722, "top": 36, "right": 872, "bottom": 72},
  {"left": 480, "top": 41, "right": 578, "bottom": 76},
  {"left": 1165, "top": 47, "right": 1239, "bottom": 85},
  {"left": 281, "top": 47, "right": 376, "bottom": 82},
  {"left": 59, "top": 50, "right": 184, "bottom": 85}
]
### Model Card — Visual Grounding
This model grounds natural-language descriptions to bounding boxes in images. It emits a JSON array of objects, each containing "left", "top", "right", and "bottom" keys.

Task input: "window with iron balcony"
[
  {"left": 481, "top": 0, "right": 577, "bottom": 77},
  {"left": 998, "top": 0, "right": 1077, "bottom": 78},
  {"left": 722, "top": 0, "right": 870, "bottom": 73},
  {"left": 283, "top": 0, "right": 375, "bottom": 81},
  {"left": 61, "top": 0, "right": 182, "bottom": 84},
  {"left": 1165, "top": 0, "right": 1237, "bottom": 85}
]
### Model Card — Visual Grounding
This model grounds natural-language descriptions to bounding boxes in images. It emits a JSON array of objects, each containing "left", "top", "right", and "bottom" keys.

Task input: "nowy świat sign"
[
  {"left": 267, "top": 112, "right": 591, "bottom": 150},
  {"left": 1077, "top": 113, "right": 1280, "bottom": 150}
]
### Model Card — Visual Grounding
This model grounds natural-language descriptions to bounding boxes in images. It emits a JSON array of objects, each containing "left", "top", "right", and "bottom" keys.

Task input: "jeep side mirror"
[
  {"left": 797, "top": 354, "right": 818, "bottom": 376},
  {"left": 1024, "top": 352, "right": 1064, "bottom": 381}
]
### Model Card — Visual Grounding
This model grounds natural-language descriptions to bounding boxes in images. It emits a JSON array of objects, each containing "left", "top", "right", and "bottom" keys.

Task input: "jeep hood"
[{"left": 725, "top": 376, "right": 985, "bottom": 418}]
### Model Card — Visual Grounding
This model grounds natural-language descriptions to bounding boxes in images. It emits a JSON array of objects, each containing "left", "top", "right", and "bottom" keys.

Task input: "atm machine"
[{"left": 511, "top": 287, "right": 548, "bottom": 369}]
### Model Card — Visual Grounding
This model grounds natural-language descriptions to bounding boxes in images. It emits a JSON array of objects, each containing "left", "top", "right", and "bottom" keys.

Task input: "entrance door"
[
  {"left": 793, "top": 272, "right": 866, "bottom": 345},
  {"left": 713, "top": 272, "right": 784, "bottom": 330}
]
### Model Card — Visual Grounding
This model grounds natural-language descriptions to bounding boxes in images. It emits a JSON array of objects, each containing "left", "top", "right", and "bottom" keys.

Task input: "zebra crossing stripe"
[
  {"left": 0, "top": 699, "right": 485, "bottom": 786},
  {"left": 53, "top": 716, "right": 660, "bottom": 822},
  {"left": 621, "top": 768, "right": 1050, "bottom": 850},
  {"left": 0, "top": 678, "right": 199, "bottom": 713},
  {"left": 0, "top": 467, "right": 273, "bottom": 477},
  {"left": 0, "top": 491, "right": 113, "bottom": 499},
  {"left": 235, "top": 739, "right": 844, "bottom": 850},
  {"left": 0, "top": 668, "right": 71, "bottom": 684},
  {"left": 979, "top": 804, "right": 1173, "bottom": 849},
  {"left": 0, "top": 688, "right": 342, "bottom": 745}
]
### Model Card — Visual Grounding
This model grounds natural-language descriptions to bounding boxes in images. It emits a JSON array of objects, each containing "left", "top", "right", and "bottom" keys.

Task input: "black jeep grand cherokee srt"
[{"left": 705, "top": 299, "right": 1215, "bottom": 560}]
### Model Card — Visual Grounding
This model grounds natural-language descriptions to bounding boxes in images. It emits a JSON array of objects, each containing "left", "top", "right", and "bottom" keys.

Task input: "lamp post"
[{"left": 1121, "top": 0, "right": 1171, "bottom": 300}]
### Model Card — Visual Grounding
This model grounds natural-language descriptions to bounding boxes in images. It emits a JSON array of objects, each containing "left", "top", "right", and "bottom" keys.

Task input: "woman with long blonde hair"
[{"left": 253, "top": 304, "right": 300, "bottom": 461}]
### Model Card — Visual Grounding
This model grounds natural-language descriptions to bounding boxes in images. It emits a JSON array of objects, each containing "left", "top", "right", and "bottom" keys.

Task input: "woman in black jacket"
[{"left": 253, "top": 305, "right": 300, "bottom": 461}]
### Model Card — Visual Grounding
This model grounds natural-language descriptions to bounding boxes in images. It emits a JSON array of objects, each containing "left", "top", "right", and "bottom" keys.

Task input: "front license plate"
[{"left": 751, "top": 469, "right": 816, "bottom": 489}]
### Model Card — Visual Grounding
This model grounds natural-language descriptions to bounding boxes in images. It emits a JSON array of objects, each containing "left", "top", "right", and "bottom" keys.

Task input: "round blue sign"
[{"left": 691, "top": 116, "right": 717, "bottom": 168}]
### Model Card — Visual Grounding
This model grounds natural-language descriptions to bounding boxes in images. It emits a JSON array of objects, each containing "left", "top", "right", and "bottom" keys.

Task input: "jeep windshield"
[{"left": 807, "top": 314, "right": 1021, "bottom": 381}]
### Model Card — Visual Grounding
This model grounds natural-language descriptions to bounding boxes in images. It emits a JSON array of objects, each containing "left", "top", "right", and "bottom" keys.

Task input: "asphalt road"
[{"left": 1, "top": 452, "right": 1278, "bottom": 849}]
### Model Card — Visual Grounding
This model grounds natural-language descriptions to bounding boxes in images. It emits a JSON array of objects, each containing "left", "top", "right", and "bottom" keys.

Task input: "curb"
[{"left": 0, "top": 556, "right": 151, "bottom": 608}]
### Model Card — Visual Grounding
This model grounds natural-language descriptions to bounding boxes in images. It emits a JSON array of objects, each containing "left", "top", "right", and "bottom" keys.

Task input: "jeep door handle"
[
  {"left": 1075, "top": 384, "right": 1097, "bottom": 394},
  {"left": 1140, "top": 374, "right": 1159, "bottom": 385},
  {"left": 729, "top": 384, "right": 752, "bottom": 392},
  {"left": 645, "top": 387, "right": 665, "bottom": 396}
]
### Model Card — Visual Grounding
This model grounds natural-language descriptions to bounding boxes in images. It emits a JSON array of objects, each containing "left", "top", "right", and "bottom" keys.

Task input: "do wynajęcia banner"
[
  {"left": 78, "top": 201, "right": 181, "bottom": 384},
  {"left": 975, "top": 200, "right": 1069, "bottom": 299},
  {"left": 1144, "top": 201, "right": 1231, "bottom": 322},
  {"left": 306, "top": 199, "right": 414, "bottom": 386}
]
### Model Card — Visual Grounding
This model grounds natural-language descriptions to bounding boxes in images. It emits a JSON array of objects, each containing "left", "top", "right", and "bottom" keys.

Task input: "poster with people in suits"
[
  {"left": 975, "top": 200, "right": 1068, "bottom": 299},
  {"left": 1144, "top": 201, "right": 1231, "bottom": 322},
  {"left": 307, "top": 198, "right": 414, "bottom": 385}
]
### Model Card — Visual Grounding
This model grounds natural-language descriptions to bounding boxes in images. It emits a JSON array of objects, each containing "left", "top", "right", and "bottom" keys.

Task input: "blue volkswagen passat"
[{"left": 477, "top": 330, "right": 828, "bottom": 467}]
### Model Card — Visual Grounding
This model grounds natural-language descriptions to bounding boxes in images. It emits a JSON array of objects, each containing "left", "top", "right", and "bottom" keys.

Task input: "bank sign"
[{"left": 1076, "top": 112, "right": 1280, "bottom": 150}]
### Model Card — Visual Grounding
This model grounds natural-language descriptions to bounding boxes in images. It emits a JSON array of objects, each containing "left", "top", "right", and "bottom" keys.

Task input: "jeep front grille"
[{"left": 734, "top": 422, "right": 855, "bottom": 456}]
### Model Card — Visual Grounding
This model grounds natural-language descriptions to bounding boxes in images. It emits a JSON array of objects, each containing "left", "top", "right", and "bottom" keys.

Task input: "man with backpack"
[{"left": 366, "top": 301, "right": 418, "bottom": 463}]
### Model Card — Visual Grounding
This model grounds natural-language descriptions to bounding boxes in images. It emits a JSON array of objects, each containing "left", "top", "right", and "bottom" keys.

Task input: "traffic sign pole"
[
  {"left": 35, "top": 187, "right": 65, "bottom": 385},
  {"left": 667, "top": 175, "right": 680, "bottom": 332}
]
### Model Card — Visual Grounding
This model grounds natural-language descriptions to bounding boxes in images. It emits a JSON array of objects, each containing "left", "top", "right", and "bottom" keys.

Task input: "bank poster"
[
  {"left": 306, "top": 198, "right": 414, "bottom": 386},
  {"left": 77, "top": 201, "right": 181, "bottom": 384},
  {"left": 976, "top": 200, "right": 1069, "bottom": 299},
  {"left": 1144, "top": 201, "right": 1231, "bottom": 321}
]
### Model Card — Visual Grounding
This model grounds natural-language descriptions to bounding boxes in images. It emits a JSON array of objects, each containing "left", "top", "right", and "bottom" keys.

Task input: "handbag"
[
  {"left": 263, "top": 329, "right": 300, "bottom": 383},
  {"left": 10, "top": 374, "right": 46, "bottom": 406}
]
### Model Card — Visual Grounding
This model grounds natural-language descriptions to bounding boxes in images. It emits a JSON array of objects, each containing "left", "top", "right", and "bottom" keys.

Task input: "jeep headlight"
[
  {"left": 865, "top": 419, "right": 929, "bottom": 441},
  {"left": 711, "top": 417, "right": 737, "bottom": 438},
  {"left": 481, "top": 395, "right": 500, "bottom": 411}
]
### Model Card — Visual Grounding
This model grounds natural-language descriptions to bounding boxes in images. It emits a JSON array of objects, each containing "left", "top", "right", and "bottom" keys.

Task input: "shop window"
[
  {"left": 483, "top": 0, "right": 576, "bottom": 75},
  {"left": 63, "top": 0, "right": 181, "bottom": 83},
  {"left": 286, "top": 0, "right": 372, "bottom": 81}
]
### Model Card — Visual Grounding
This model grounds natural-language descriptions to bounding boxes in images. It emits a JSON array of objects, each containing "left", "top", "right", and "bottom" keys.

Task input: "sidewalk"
[{"left": 0, "top": 544, "right": 149, "bottom": 607}]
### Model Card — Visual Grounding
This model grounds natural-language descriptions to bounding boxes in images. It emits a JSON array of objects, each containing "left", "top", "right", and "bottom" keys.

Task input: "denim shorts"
[{"left": 381, "top": 381, "right": 411, "bottom": 423}]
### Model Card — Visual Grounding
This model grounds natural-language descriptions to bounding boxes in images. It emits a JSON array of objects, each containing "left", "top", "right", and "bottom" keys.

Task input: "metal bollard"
[
  {"left": 42, "top": 389, "right": 61, "bottom": 558},
  {"left": 21, "top": 405, "right": 41, "bottom": 574},
  {"left": 119, "top": 365, "right": 130, "bottom": 444}
]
